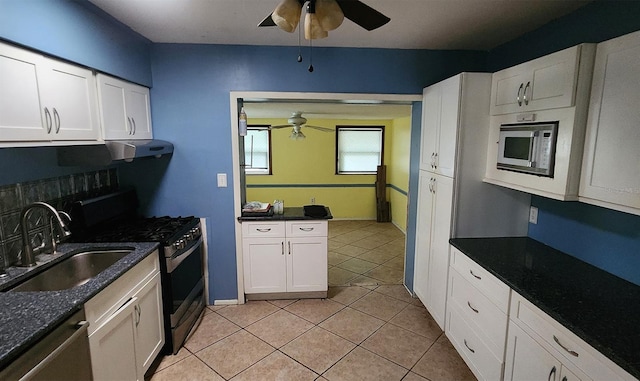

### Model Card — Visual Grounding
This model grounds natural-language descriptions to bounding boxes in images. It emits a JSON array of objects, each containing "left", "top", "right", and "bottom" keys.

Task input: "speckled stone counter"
[
  {"left": 0, "top": 242, "right": 159, "bottom": 370},
  {"left": 449, "top": 237, "right": 640, "bottom": 379},
  {"left": 238, "top": 206, "right": 333, "bottom": 221}
]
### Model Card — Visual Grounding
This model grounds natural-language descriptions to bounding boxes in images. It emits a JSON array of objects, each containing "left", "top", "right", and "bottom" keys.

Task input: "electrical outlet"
[
  {"left": 310, "top": 197, "right": 315, "bottom": 205},
  {"left": 529, "top": 206, "right": 538, "bottom": 224}
]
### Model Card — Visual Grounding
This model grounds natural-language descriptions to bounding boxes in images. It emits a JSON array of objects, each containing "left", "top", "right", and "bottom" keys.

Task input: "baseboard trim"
[{"left": 213, "top": 299, "right": 239, "bottom": 306}]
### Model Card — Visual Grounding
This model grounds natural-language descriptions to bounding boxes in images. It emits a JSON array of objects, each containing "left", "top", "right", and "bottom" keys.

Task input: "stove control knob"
[
  {"left": 192, "top": 227, "right": 201, "bottom": 236},
  {"left": 185, "top": 232, "right": 194, "bottom": 241},
  {"left": 174, "top": 239, "right": 185, "bottom": 250}
]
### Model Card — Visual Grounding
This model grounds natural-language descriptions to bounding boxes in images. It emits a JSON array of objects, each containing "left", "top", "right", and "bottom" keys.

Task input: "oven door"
[{"left": 164, "top": 237, "right": 205, "bottom": 354}]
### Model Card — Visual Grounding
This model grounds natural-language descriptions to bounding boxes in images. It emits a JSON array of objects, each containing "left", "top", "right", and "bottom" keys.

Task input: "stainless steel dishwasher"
[{"left": 0, "top": 309, "right": 93, "bottom": 380}]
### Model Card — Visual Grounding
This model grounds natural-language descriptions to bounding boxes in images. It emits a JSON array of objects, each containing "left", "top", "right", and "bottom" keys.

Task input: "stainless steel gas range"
[{"left": 70, "top": 190, "right": 205, "bottom": 355}]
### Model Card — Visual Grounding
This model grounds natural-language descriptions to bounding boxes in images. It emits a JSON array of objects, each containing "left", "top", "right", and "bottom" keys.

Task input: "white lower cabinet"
[
  {"left": 506, "top": 292, "right": 635, "bottom": 381},
  {"left": 446, "top": 248, "right": 510, "bottom": 380},
  {"left": 414, "top": 172, "right": 454, "bottom": 329},
  {"left": 242, "top": 220, "right": 328, "bottom": 295},
  {"left": 85, "top": 253, "right": 164, "bottom": 381}
]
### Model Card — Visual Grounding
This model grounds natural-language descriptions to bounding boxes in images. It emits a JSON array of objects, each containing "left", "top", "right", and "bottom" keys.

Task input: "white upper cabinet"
[
  {"left": 491, "top": 45, "right": 584, "bottom": 115},
  {"left": 420, "top": 74, "right": 461, "bottom": 177},
  {"left": 484, "top": 44, "right": 596, "bottom": 200},
  {"left": 97, "top": 73, "right": 153, "bottom": 140},
  {"left": 579, "top": 30, "right": 640, "bottom": 215},
  {"left": 0, "top": 41, "right": 99, "bottom": 143},
  {"left": 38, "top": 57, "right": 100, "bottom": 141}
]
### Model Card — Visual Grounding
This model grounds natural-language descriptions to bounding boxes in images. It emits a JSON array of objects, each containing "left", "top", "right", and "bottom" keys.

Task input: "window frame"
[
  {"left": 335, "top": 125, "right": 385, "bottom": 175},
  {"left": 244, "top": 125, "right": 272, "bottom": 175}
]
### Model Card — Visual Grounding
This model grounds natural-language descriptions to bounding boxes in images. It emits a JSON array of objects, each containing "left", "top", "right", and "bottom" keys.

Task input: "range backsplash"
[{"left": 0, "top": 169, "right": 119, "bottom": 270}]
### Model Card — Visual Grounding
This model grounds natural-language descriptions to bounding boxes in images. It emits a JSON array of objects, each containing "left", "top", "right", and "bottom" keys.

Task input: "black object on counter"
[{"left": 304, "top": 205, "right": 328, "bottom": 218}]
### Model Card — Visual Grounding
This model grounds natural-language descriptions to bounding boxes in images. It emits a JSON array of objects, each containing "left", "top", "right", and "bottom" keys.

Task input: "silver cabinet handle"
[
  {"left": 433, "top": 152, "right": 438, "bottom": 169},
  {"left": 463, "top": 339, "right": 475, "bottom": 353},
  {"left": 127, "top": 117, "right": 133, "bottom": 135},
  {"left": 467, "top": 301, "right": 479, "bottom": 314},
  {"left": 428, "top": 179, "right": 433, "bottom": 193},
  {"left": 469, "top": 269, "right": 482, "bottom": 280},
  {"left": 281, "top": 241, "right": 284, "bottom": 255},
  {"left": 430, "top": 178, "right": 436, "bottom": 194},
  {"left": 288, "top": 241, "right": 291, "bottom": 255},
  {"left": 548, "top": 366, "right": 557, "bottom": 381},
  {"left": 523, "top": 81, "right": 531, "bottom": 105},
  {"left": 517, "top": 83, "right": 524, "bottom": 106},
  {"left": 553, "top": 335, "right": 579, "bottom": 357},
  {"left": 44, "top": 107, "right": 52, "bottom": 133},
  {"left": 430, "top": 152, "right": 435, "bottom": 168},
  {"left": 299, "top": 227, "right": 314, "bottom": 232},
  {"left": 134, "top": 304, "right": 141, "bottom": 326},
  {"left": 53, "top": 108, "right": 61, "bottom": 133},
  {"left": 562, "top": 377, "right": 567, "bottom": 381},
  {"left": 132, "top": 117, "right": 136, "bottom": 135},
  {"left": 256, "top": 228, "right": 271, "bottom": 232}
]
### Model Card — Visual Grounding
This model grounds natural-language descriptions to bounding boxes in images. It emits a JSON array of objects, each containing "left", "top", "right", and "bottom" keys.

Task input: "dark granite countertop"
[
  {"left": 449, "top": 237, "right": 640, "bottom": 379},
  {"left": 238, "top": 206, "right": 333, "bottom": 221},
  {"left": 0, "top": 242, "right": 159, "bottom": 370}
]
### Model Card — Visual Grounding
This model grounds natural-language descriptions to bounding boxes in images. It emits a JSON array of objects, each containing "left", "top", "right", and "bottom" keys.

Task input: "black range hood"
[{"left": 57, "top": 139, "right": 174, "bottom": 166}]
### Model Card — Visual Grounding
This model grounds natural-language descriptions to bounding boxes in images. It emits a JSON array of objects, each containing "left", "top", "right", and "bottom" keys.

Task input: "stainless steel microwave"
[{"left": 497, "top": 122, "right": 558, "bottom": 177}]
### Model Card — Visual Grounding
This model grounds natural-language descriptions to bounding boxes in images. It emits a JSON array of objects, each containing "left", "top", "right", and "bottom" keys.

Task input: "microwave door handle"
[{"left": 529, "top": 131, "right": 538, "bottom": 167}]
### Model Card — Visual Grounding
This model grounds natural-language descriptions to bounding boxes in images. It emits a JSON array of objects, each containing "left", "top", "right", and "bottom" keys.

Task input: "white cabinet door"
[
  {"left": 413, "top": 171, "right": 435, "bottom": 304},
  {"left": 38, "top": 57, "right": 99, "bottom": 141},
  {"left": 242, "top": 237, "right": 287, "bottom": 293},
  {"left": 126, "top": 84, "right": 153, "bottom": 139},
  {"left": 414, "top": 172, "right": 453, "bottom": 329},
  {"left": 0, "top": 42, "right": 47, "bottom": 141},
  {"left": 287, "top": 237, "right": 328, "bottom": 292},
  {"left": 579, "top": 30, "right": 640, "bottom": 214},
  {"left": 420, "top": 85, "right": 440, "bottom": 171},
  {"left": 134, "top": 272, "right": 164, "bottom": 377},
  {"left": 491, "top": 46, "right": 581, "bottom": 115},
  {"left": 89, "top": 296, "right": 139, "bottom": 381},
  {"left": 419, "top": 74, "right": 461, "bottom": 177},
  {"left": 504, "top": 321, "right": 562, "bottom": 381},
  {"left": 98, "top": 74, "right": 153, "bottom": 140},
  {"left": 426, "top": 174, "right": 453, "bottom": 328}
]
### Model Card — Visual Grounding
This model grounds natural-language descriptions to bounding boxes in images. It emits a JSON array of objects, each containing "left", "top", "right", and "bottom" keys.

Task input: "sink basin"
[{"left": 9, "top": 248, "right": 133, "bottom": 292}]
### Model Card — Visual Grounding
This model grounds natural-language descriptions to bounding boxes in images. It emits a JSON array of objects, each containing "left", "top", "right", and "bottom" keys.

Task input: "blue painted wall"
[
  {"left": 403, "top": 101, "right": 423, "bottom": 291},
  {"left": 120, "top": 43, "right": 486, "bottom": 301},
  {"left": 486, "top": 0, "right": 640, "bottom": 285},
  {"left": 0, "top": 0, "right": 152, "bottom": 86}
]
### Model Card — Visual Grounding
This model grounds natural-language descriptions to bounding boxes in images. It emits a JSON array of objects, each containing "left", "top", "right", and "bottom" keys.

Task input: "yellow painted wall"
[
  {"left": 245, "top": 116, "right": 407, "bottom": 220},
  {"left": 386, "top": 116, "right": 411, "bottom": 232}
]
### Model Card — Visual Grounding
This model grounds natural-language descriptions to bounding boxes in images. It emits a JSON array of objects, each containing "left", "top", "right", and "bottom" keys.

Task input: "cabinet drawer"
[
  {"left": 447, "top": 303, "right": 504, "bottom": 381},
  {"left": 286, "top": 221, "right": 328, "bottom": 237},
  {"left": 510, "top": 292, "right": 632, "bottom": 381},
  {"left": 242, "top": 221, "right": 285, "bottom": 238},
  {"left": 450, "top": 247, "right": 510, "bottom": 313},
  {"left": 449, "top": 268, "right": 508, "bottom": 357},
  {"left": 85, "top": 252, "right": 159, "bottom": 335}
]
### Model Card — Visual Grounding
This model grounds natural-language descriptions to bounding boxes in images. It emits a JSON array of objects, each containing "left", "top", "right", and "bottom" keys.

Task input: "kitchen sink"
[{"left": 8, "top": 248, "right": 133, "bottom": 292}]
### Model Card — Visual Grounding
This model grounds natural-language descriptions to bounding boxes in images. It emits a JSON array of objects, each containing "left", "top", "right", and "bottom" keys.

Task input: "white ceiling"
[
  {"left": 89, "top": 0, "right": 590, "bottom": 120},
  {"left": 90, "top": 0, "right": 590, "bottom": 51}
]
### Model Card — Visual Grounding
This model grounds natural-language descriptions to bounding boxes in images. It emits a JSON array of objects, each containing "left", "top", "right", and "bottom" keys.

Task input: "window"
[
  {"left": 244, "top": 126, "right": 271, "bottom": 174},
  {"left": 336, "top": 126, "right": 384, "bottom": 174}
]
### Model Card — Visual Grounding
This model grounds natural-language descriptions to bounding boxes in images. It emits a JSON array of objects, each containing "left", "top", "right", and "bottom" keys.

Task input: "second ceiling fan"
[
  {"left": 259, "top": 0, "right": 390, "bottom": 40},
  {"left": 269, "top": 111, "right": 333, "bottom": 140}
]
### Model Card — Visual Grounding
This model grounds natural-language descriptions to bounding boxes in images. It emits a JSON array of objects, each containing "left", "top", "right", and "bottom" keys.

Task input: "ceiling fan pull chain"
[
  {"left": 308, "top": 37, "right": 314, "bottom": 72},
  {"left": 297, "top": 18, "right": 303, "bottom": 63}
]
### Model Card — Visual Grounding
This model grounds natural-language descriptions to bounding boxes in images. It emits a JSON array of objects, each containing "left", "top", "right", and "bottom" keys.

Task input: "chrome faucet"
[{"left": 19, "top": 202, "right": 72, "bottom": 267}]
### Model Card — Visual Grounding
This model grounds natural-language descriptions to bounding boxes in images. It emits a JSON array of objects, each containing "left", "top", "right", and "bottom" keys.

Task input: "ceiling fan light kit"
[{"left": 272, "top": 0, "right": 302, "bottom": 33}]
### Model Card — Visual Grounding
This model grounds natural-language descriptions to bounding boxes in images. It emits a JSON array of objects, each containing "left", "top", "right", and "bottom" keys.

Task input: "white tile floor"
[{"left": 147, "top": 221, "right": 476, "bottom": 380}]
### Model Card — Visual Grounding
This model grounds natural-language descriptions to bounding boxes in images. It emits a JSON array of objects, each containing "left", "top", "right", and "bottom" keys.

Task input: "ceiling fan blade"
[
  {"left": 268, "top": 124, "right": 293, "bottom": 129},
  {"left": 305, "top": 125, "right": 334, "bottom": 132},
  {"left": 258, "top": 13, "right": 277, "bottom": 27},
  {"left": 336, "top": 0, "right": 390, "bottom": 31}
]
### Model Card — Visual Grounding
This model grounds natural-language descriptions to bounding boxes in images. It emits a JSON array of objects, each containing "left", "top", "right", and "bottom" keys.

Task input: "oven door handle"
[{"left": 167, "top": 236, "right": 203, "bottom": 273}]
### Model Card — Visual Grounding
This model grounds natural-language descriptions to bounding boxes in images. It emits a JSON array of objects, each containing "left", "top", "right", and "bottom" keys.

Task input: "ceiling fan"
[
  {"left": 269, "top": 111, "right": 334, "bottom": 140},
  {"left": 258, "top": 0, "right": 390, "bottom": 39}
]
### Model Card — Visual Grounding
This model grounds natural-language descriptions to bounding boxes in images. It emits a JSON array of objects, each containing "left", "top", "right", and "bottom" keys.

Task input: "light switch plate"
[
  {"left": 529, "top": 206, "right": 538, "bottom": 224},
  {"left": 217, "top": 173, "right": 227, "bottom": 188}
]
